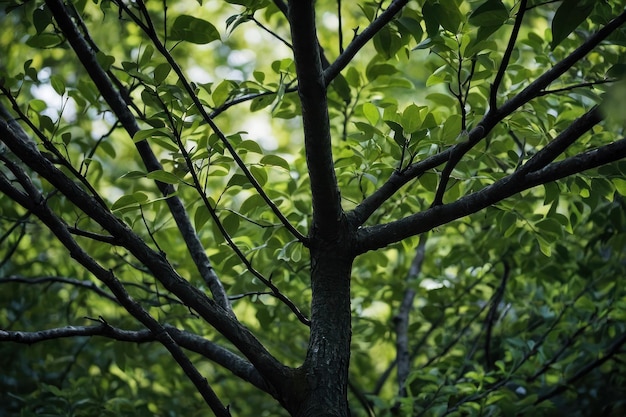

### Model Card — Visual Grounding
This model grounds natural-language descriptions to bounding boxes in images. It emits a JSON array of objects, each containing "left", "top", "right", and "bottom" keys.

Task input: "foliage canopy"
[{"left": 1, "top": 0, "right": 626, "bottom": 416}]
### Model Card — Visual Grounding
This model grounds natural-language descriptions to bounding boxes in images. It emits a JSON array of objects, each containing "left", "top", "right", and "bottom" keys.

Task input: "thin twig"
[
  {"left": 324, "top": 0, "right": 409, "bottom": 86},
  {"left": 0, "top": 160, "right": 232, "bottom": 417},
  {"left": 337, "top": 0, "right": 344, "bottom": 54},
  {"left": 252, "top": 16, "right": 293, "bottom": 49},
  {"left": 0, "top": 275, "right": 118, "bottom": 303},
  {"left": 537, "top": 78, "right": 616, "bottom": 96},
  {"left": 490, "top": 0, "right": 528, "bottom": 110},
  {"left": 45, "top": 0, "right": 234, "bottom": 312},
  {"left": 119, "top": 0, "right": 307, "bottom": 245},
  {"left": 154, "top": 90, "right": 311, "bottom": 326}
]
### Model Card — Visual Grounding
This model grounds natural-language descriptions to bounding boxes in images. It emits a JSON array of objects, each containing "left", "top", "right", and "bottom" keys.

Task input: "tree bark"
[{"left": 287, "top": 222, "right": 355, "bottom": 417}]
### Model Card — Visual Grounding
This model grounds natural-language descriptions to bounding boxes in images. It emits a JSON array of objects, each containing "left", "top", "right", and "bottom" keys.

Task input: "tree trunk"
[{"left": 288, "top": 228, "right": 355, "bottom": 417}]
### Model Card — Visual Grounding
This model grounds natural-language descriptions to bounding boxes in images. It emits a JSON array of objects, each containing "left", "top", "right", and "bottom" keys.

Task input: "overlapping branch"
[
  {"left": 356, "top": 129, "right": 626, "bottom": 252},
  {"left": 0, "top": 157, "right": 231, "bottom": 417},
  {"left": 353, "top": 8, "right": 626, "bottom": 226},
  {"left": 394, "top": 235, "right": 427, "bottom": 400},
  {"left": 114, "top": 0, "right": 307, "bottom": 244},
  {"left": 323, "top": 0, "right": 410, "bottom": 86},
  {"left": 0, "top": 324, "right": 271, "bottom": 394},
  {"left": 0, "top": 117, "right": 290, "bottom": 392},
  {"left": 44, "top": 0, "right": 233, "bottom": 312},
  {"left": 489, "top": 0, "right": 528, "bottom": 110},
  {"left": 0, "top": 275, "right": 118, "bottom": 303},
  {"left": 154, "top": 92, "right": 309, "bottom": 325}
]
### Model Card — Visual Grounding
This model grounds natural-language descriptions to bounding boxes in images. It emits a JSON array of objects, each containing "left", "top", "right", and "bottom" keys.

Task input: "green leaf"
[
  {"left": 222, "top": 213, "right": 240, "bottom": 236},
  {"left": 146, "top": 170, "right": 179, "bottom": 184},
  {"left": 96, "top": 51, "right": 115, "bottom": 71},
  {"left": 551, "top": 0, "right": 594, "bottom": 49},
  {"left": 423, "top": 0, "right": 463, "bottom": 34},
  {"left": 250, "top": 93, "right": 276, "bottom": 112},
  {"left": 153, "top": 63, "right": 171, "bottom": 84},
  {"left": 29, "top": 99, "right": 47, "bottom": 112},
  {"left": 331, "top": 74, "right": 351, "bottom": 102},
  {"left": 250, "top": 165, "right": 267, "bottom": 186},
  {"left": 499, "top": 211, "right": 517, "bottom": 234},
  {"left": 397, "top": 17, "right": 424, "bottom": 43},
  {"left": 373, "top": 26, "right": 400, "bottom": 59},
  {"left": 133, "top": 128, "right": 171, "bottom": 143},
  {"left": 171, "top": 15, "right": 220, "bottom": 45},
  {"left": 212, "top": 80, "right": 236, "bottom": 107},
  {"left": 260, "top": 154, "right": 290, "bottom": 171},
  {"left": 535, "top": 218, "right": 564, "bottom": 238},
  {"left": 419, "top": 172, "right": 438, "bottom": 191},
  {"left": 613, "top": 178, "right": 626, "bottom": 196},
  {"left": 607, "top": 63, "right": 626, "bottom": 79},
  {"left": 33, "top": 6, "right": 52, "bottom": 34},
  {"left": 111, "top": 195, "right": 141, "bottom": 211},
  {"left": 345, "top": 67, "right": 362, "bottom": 88},
  {"left": 469, "top": 0, "right": 508, "bottom": 27},
  {"left": 422, "top": 1, "right": 441, "bottom": 37},
  {"left": 366, "top": 64, "right": 398, "bottom": 82},
  {"left": 240, "top": 193, "right": 264, "bottom": 214},
  {"left": 50, "top": 75, "right": 66, "bottom": 96},
  {"left": 194, "top": 204, "right": 211, "bottom": 230},
  {"left": 401, "top": 104, "right": 423, "bottom": 134},
  {"left": 120, "top": 171, "right": 147, "bottom": 179},
  {"left": 237, "top": 139, "right": 263, "bottom": 154},
  {"left": 26, "top": 33, "right": 61, "bottom": 48},
  {"left": 41, "top": 383, "right": 65, "bottom": 397},
  {"left": 140, "top": 45, "right": 154, "bottom": 67},
  {"left": 437, "top": 0, "right": 464, "bottom": 33},
  {"left": 362, "top": 102, "right": 380, "bottom": 125}
]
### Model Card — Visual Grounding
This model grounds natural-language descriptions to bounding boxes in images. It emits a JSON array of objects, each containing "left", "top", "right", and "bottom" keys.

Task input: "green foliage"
[
  {"left": 1, "top": 0, "right": 626, "bottom": 416},
  {"left": 551, "top": 0, "right": 595, "bottom": 49},
  {"left": 171, "top": 15, "right": 220, "bottom": 45}
]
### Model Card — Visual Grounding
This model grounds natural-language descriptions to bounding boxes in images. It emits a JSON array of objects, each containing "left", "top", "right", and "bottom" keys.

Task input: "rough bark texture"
[{"left": 284, "top": 218, "right": 356, "bottom": 417}]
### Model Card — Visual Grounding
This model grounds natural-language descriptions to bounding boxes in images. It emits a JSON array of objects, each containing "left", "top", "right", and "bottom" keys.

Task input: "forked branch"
[
  {"left": 0, "top": 159, "right": 231, "bottom": 417},
  {"left": 0, "top": 324, "right": 271, "bottom": 394},
  {"left": 353, "top": 8, "right": 626, "bottom": 224},
  {"left": 289, "top": 0, "right": 342, "bottom": 238},
  {"left": 44, "top": 0, "right": 233, "bottom": 312},
  {"left": 356, "top": 133, "right": 626, "bottom": 252},
  {"left": 0, "top": 117, "right": 289, "bottom": 390}
]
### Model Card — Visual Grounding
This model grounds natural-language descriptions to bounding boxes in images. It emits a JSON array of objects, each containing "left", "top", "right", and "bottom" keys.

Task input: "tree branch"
[
  {"left": 0, "top": 324, "right": 272, "bottom": 395},
  {"left": 0, "top": 163, "right": 231, "bottom": 417},
  {"left": 352, "top": 8, "right": 626, "bottom": 224},
  {"left": 356, "top": 134, "right": 626, "bottom": 253},
  {"left": 483, "top": 262, "right": 510, "bottom": 370},
  {"left": 323, "top": 0, "right": 409, "bottom": 86},
  {"left": 288, "top": 0, "right": 343, "bottom": 239},
  {"left": 495, "top": 9, "right": 626, "bottom": 121},
  {"left": 117, "top": 0, "right": 307, "bottom": 245},
  {"left": 44, "top": 0, "right": 233, "bottom": 313},
  {"left": 489, "top": 0, "right": 528, "bottom": 110},
  {"left": 155, "top": 94, "right": 309, "bottom": 326},
  {"left": 0, "top": 275, "right": 118, "bottom": 303},
  {"left": 537, "top": 79, "right": 616, "bottom": 97},
  {"left": 394, "top": 235, "right": 427, "bottom": 399},
  {"left": 67, "top": 226, "right": 120, "bottom": 244},
  {"left": 0, "top": 117, "right": 290, "bottom": 392},
  {"left": 0, "top": 98, "right": 108, "bottom": 208},
  {"left": 535, "top": 330, "right": 626, "bottom": 405},
  {"left": 517, "top": 106, "right": 602, "bottom": 175}
]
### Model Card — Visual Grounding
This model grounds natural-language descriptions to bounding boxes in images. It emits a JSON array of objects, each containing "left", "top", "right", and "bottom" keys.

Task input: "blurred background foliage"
[{"left": 1, "top": 0, "right": 626, "bottom": 415}]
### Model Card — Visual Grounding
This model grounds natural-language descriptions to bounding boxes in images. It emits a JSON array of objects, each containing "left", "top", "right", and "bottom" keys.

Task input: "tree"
[{"left": 1, "top": 0, "right": 626, "bottom": 415}]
